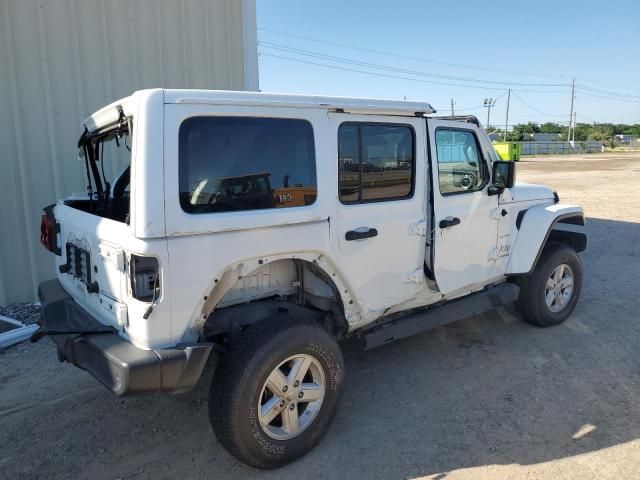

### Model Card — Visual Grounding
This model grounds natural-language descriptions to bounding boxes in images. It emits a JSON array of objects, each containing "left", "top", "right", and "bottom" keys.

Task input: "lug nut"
[
  {"left": 282, "top": 385, "right": 288, "bottom": 392},
  {"left": 298, "top": 392, "right": 304, "bottom": 399},
  {"left": 293, "top": 380, "right": 300, "bottom": 387},
  {"left": 279, "top": 400, "right": 286, "bottom": 407},
  {"left": 289, "top": 403, "right": 296, "bottom": 410}
]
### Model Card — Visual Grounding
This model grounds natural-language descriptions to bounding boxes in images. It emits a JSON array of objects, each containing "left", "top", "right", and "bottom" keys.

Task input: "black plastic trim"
[
  {"left": 345, "top": 228, "right": 378, "bottom": 241},
  {"left": 430, "top": 115, "right": 481, "bottom": 127},
  {"left": 516, "top": 209, "right": 527, "bottom": 230},
  {"left": 364, "top": 283, "right": 519, "bottom": 349},
  {"left": 34, "top": 279, "right": 215, "bottom": 396}
]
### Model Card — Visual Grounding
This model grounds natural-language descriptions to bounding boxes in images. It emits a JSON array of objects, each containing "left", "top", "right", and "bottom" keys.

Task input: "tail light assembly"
[
  {"left": 40, "top": 207, "right": 61, "bottom": 255},
  {"left": 130, "top": 255, "right": 160, "bottom": 319}
]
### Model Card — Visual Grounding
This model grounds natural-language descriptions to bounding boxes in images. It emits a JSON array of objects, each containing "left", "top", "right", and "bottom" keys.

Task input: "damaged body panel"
[
  {"left": 34, "top": 89, "right": 586, "bottom": 468},
  {"left": 36, "top": 89, "right": 585, "bottom": 395}
]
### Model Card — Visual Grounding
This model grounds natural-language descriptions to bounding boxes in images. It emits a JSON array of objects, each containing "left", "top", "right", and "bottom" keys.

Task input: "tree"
[
  {"left": 539, "top": 122, "right": 560, "bottom": 133},
  {"left": 589, "top": 124, "right": 614, "bottom": 142},
  {"left": 573, "top": 123, "right": 590, "bottom": 141}
]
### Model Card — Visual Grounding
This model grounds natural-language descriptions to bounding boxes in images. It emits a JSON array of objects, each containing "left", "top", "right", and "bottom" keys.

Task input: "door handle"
[
  {"left": 345, "top": 227, "right": 378, "bottom": 241},
  {"left": 439, "top": 217, "right": 461, "bottom": 229}
]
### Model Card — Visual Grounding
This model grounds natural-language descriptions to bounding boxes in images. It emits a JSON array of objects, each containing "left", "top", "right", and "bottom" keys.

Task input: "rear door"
[
  {"left": 426, "top": 119, "right": 499, "bottom": 295},
  {"left": 329, "top": 113, "right": 427, "bottom": 313}
]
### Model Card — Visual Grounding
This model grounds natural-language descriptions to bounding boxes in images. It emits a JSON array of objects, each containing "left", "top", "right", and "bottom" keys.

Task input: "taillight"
[
  {"left": 40, "top": 214, "right": 54, "bottom": 252},
  {"left": 40, "top": 211, "right": 60, "bottom": 255}
]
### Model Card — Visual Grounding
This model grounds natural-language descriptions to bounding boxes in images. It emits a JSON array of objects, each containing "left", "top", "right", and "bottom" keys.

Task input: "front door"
[
  {"left": 329, "top": 113, "right": 427, "bottom": 313},
  {"left": 427, "top": 119, "right": 499, "bottom": 295}
]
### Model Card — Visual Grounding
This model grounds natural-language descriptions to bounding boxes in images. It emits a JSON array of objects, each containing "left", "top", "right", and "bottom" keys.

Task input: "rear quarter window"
[{"left": 179, "top": 117, "right": 317, "bottom": 213}]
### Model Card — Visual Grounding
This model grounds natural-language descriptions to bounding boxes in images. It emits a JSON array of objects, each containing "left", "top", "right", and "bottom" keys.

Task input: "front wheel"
[
  {"left": 515, "top": 242, "right": 583, "bottom": 327},
  {"left": 209, "top": 316, "right": 344, "bottom": 469}
]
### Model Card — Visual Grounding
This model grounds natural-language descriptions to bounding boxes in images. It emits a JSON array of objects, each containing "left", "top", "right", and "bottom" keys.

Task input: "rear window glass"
[{"left": 179, "top": 117, "right": 317, "bottom": 213}]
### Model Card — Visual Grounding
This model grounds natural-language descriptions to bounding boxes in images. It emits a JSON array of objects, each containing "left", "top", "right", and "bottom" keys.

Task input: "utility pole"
[
  {"left": 568, "top": 77, "right": 575, "bottom": 141},
  {"left": 503, "top": 89, "right": 511, "bottom": 141},
  {"left": 450, "top": 98, "right": 455, "bottom": 116},
  {"left": 483, "top": 97, "right": 497, "bottom": 129},
  {"left": 572, "top": 112, "right": 576, "bottom": 142}
]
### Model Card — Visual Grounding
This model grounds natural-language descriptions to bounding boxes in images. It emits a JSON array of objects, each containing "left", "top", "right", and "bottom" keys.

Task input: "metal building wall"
[{"left": 0, "top": 0, "right": 258, "bottom": 305}]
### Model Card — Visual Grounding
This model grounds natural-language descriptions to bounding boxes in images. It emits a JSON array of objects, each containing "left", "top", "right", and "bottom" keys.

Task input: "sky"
[{"left": 257, "top": 0, "right": 640, "bottom": 127}]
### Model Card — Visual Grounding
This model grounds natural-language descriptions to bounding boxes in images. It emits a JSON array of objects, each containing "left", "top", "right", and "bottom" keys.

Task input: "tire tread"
[{"left": 209, "top": 315, "right": 341, "bottom": 469}]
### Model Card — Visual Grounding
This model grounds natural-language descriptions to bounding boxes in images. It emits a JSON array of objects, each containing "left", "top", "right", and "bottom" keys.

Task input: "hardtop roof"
[
  {"left": 163, "top": 89, "right": 435, "bottom": 116},
  {"left": 83, "top": 88, "right": 436, "bottom": 133}
]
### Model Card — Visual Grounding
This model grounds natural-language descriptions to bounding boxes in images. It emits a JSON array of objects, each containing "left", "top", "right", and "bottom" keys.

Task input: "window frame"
[
  {"left": 433, "top": 126, "right": 490, "bottom": 197},
  {"left": 177, "top": 115, "right": 318, "bottom": 215},
  {"left": 338, "top": 121, "right": 416, "bottom": 205}
]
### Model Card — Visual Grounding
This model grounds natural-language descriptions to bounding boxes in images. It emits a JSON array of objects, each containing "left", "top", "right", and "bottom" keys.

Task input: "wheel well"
[
  {"left": 201, "top": 259, "right": 349, "bottom": 343},
  {"left": 528, "top": 217, "right": 587, "bottom": 275},
  {"left": 547, "top": 229, "right": 587, "bottom": 253}
]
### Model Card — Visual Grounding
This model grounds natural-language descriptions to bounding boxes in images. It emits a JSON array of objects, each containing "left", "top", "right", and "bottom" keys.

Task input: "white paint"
[
  {"left": 506, "top": 183, "right": 555, "bottom": 203},
  {"left": 328, "top": 112, "right": 427, "bottom": 314},
  {"left": 426, "top": 119, "right": 503, "bottom": 295},
  {"left": 45, "top": 90, "right": 584, "bottom": 350},
  {"left": 506, "top": 204, "right": 584, "bottom": 274}
]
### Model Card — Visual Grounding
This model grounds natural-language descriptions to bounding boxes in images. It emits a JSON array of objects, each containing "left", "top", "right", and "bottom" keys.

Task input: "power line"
[
  {"left": 511, "top": 91, "right": 567, "bottom": 118},
  {"left": 260, "top": 52, "right": 512, "bottom": 92},
  {"left": 508, "top": 88, "right": 569, "bottom": 93},
  {"left": 575, "top": 76, "right": 640, "bottom": 94},
  {"left": 260, "top": 52, "right": 574, "bottom": 122},
  {"left": 432, "top": 97, "right": 507, "bottom": 113},
  {"left": 260, "top": 41, "right": 571, "bottom": 88},
  {"left": 259, "top": 30, "right": 638, "bottom": 124},
  {"left": 576, "top": 85, "right": 640, "bottom": 100},
  {"left": 259, "top": 27, "right": 571, "bottom": 80},
  {"left": 575, "top": 90, "right": 640, "bottom": 104},
  {"left": 260, "top": 27, "right": 639, "bottom": 103},
  {"left": 577, "top": 113, "right": 597, "bottom": 123}
]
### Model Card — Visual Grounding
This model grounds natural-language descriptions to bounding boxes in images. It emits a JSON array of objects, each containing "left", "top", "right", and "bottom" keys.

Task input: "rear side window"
[
  {"left": 338, "top": 123, "right": 414, "bottom": 203},
  {"left": 179, "top": 117, "right": 317, "bottom": 213}
]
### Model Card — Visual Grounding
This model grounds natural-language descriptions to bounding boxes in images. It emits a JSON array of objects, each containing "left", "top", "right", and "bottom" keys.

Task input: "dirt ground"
[{"left": 2, "top": 153, "right": 639, "bottom": 480}]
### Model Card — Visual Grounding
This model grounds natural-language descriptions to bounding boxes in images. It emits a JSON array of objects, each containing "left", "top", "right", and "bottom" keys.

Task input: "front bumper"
[{"left": 34, "top": 279, "right": 216, "bottom": 396}]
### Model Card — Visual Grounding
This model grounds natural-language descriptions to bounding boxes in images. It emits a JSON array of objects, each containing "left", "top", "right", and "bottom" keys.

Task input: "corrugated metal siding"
[{"left": 0, "top": 0, "right": 257, "bottom": 305}]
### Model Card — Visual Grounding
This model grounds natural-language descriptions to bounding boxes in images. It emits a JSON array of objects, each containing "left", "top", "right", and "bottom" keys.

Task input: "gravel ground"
[
  {"left": 0, "top": 303, "right": 41, "bottom": 326},
  {"left": 1, "top": 153, "right": 639, "bottom": 479}
]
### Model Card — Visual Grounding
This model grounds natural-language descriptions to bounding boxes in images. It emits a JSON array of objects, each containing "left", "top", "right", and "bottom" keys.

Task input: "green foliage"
[
  {"left": 500, "top": 122, "right": 639, "bottom": 143},
  {"left": 539, "top": 122, "right": 560, "bottom": 133},
  {"left": 588, "top": 124, "right": 614, "bottom": 142}
]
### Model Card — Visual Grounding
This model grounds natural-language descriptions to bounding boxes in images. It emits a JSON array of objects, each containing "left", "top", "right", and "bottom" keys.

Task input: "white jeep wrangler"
[{"left": 35, "top": 89, "right": 586, "bottom": 468}]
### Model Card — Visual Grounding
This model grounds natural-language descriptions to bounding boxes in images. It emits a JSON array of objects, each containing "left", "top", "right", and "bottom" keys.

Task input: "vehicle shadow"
[{"left": 2, "top": 217, "right": 639, "bottom": 479}]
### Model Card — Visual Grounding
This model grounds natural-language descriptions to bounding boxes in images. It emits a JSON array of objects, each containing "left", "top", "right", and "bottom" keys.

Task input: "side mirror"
[{"left": 491, "top": 161, "right": 515, "bottom": 190}]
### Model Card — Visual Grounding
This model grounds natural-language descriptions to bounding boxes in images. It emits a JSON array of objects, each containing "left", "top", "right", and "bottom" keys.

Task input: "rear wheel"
[
  {"left": 209, "top": 316, "right": 344, "bottom": 469},
  {"left": 515, "top": 243, "right": 582, "bottom": 327}
]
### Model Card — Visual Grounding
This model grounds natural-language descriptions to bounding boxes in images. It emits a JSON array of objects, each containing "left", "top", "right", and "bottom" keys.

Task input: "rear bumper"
[{"left": 35, "top": 279, "right": 216, "bottom": 396}]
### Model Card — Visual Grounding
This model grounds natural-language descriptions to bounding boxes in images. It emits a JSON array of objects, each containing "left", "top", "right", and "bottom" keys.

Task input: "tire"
[
  {"left": 209, "top": 315, "right": 344, "bottom": 469},
  {"left": 515, "top": 242, "right": 583, "bottom": 327}
]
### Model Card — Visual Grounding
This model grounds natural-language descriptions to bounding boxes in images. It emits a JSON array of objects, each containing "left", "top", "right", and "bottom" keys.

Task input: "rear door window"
[
  {"left": 179, "top": 117, "right": 317, "bottom": 213},
  {"left": 338, "top": 123, "right": 414, "bottom": 203}
]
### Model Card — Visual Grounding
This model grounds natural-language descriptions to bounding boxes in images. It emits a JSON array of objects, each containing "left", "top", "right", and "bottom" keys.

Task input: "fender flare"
[{"left": 506, "top": 204, "right": 586, "bottom": 275}]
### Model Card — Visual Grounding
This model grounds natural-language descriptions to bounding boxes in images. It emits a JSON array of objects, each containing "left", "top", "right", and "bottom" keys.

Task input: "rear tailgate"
[
  {"left": 54, "top": 204, "right": 130, "bottom": 330},
  {"left": 51, "top": 202, "right": 173, "bottom": 348}
]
